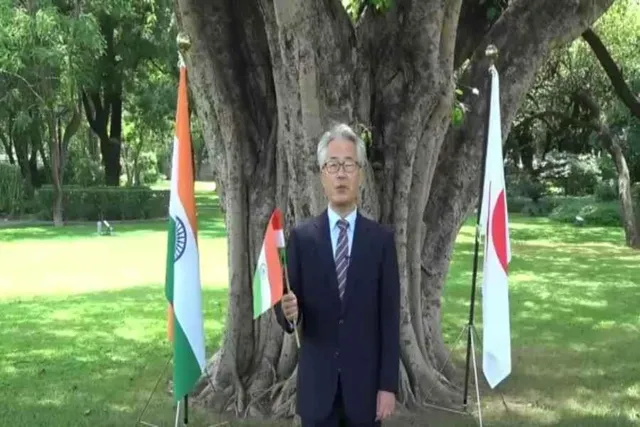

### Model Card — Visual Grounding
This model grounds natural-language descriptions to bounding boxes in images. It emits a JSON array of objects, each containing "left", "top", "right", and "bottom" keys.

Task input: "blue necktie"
[{"left": 335, "top": 219, "right": 349, "bottom": 300}]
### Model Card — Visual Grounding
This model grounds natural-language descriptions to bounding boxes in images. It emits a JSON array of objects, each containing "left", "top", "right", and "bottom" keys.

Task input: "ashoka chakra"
[{"left": 174, "top": 217, "right": 187, "bottom": 262}]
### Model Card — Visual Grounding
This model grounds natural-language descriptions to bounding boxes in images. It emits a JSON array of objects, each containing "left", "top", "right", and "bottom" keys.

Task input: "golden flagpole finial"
[
  {"left": 485, "top": 44, "right": 498, "bottom": 66},
  {"left": 177, "top": 32, "right": 191, "bottom": 68}
]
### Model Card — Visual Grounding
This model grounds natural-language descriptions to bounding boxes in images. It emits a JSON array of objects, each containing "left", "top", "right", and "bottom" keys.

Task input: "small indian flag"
[
  {"left": 165, "top": 57, "right": 206, "bottom": 401},
  {"left": 253, "top": 208, "right": 286, "bottom": 319}
]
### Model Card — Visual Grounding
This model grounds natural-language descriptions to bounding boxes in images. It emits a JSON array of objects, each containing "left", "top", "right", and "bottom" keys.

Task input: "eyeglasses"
[{"left": 323, "top": 160, "right": 360, "bottom": 174}]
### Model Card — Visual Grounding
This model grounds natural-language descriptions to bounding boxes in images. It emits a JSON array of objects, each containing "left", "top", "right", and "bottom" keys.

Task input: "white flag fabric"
[{"left": 478, "top": 64, "right": 512, "bottom": 389}]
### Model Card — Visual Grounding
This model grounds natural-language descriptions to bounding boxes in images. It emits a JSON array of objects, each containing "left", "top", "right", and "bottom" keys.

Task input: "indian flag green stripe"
[
  {"left": 173, "top": 308, "right": 203, "bottom": 400},
  {"left": 165, "top": 217, "right": 176, "bottom": 341},
  {"left": 165, "top": 217, "right": 176, "bottom": 304},
  {"left": 253, "top": 245, "right": 270, "bottom": 318}
]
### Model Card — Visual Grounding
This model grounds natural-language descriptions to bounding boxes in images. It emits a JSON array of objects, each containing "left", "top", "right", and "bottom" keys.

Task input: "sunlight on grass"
[
  {"left": 0, "top": 185, "right": 228, "bottom": 426},
  {"left": 0, "top": 216, "right": 228, "bottom": 300},
  {"left": 0, "top": 284, "right": 228, "bottom": 426},
  {"left": 441, "top": 215, "right": 640, "bottom": 427},
  {"left": 1, "top": 204, "right": 639, "bottom": 426}
]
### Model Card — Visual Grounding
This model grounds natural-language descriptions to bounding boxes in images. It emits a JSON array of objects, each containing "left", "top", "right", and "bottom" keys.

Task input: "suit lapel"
[{"left": 341, "top": 212, "right": 370, "bottom": 312}]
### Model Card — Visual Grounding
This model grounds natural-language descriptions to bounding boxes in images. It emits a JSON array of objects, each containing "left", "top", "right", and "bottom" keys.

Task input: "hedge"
[
  {"left": 509, "top": 193, "right": 640, "bottom": 227},
  {"left": 35, "top": 186, "right": 169, "bottom": 221},
  {"left": 548, "top": 197, "right": 622, "bottom": 227}
]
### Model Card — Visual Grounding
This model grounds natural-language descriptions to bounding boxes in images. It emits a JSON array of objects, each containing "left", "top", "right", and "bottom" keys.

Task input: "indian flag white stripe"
[
  {"left": 170, "top": 151, "right": 206, "bottom": 371},
  {"left": 255, "top": 246, "right": 272, "bottom": 314}
]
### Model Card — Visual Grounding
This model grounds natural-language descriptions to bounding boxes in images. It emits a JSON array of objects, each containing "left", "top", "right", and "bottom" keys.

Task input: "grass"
[
  {"left": 439, "top": 217, "right": 640, "bottom": 427},
  {"left": 1, "top": 185, "right": 639, "bottom": 426}
]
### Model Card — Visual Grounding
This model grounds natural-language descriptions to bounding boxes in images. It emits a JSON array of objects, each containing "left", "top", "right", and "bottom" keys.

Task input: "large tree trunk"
[
  {"left": 174, "top": 0, "right": 614, "bottom": 419},
  {"left": 81, "top": 14, "right": 123, "bottom": 187},
  {"left": 46, "top": 111, "right": 63, "bottom": 227},
  {"left": 609, "top": 136, "right": 640, "bottom": 248},
  {"left": 572, "top": 91, "right": 640, "bottom": 249},
  {"left": 581, "top": 28, "right": 640, "bottom": 249}
]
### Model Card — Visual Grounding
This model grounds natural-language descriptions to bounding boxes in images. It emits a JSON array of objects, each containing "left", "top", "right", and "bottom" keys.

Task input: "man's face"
[{"left": 320, "top": 138, "right": 362, "bottom": 208}]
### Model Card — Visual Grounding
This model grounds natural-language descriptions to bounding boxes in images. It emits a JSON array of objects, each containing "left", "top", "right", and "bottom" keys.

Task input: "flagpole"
[
  {"left": 177, "top": 30, "right": 192, "bottom": 426},
  {"left": 183, "top": 396, "right": 188, "bottom": 425},
  {"left": 283, "top": 264, "right": 301, "bottom": 348},
  {"left": 462, "top": 43, "right": 498, "bottom": 408},
  {"left": 174, "top": 400, "right": 181, "bottom": 427}
]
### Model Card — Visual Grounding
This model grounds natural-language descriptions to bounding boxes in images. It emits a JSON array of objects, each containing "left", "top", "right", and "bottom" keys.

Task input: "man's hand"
[
  {"left": 281, "top": 292, "right": 298, "bottom": 322},
  {"left": 375, "top": 390, "right": 395, "bottom": 421}
]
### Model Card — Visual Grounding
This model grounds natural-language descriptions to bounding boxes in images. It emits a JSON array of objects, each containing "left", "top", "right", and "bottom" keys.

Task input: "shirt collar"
[{"left": 327, "top": 205, "right": 357, "bottom": 231}]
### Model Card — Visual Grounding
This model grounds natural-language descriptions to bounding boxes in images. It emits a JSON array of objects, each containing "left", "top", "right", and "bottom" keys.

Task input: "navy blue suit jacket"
[{"left": 276, "top": 209, "right": 400, "bottom": 423}]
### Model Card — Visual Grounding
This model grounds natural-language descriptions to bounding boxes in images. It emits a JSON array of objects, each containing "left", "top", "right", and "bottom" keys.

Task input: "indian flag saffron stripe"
[
  {"left": 165, "top": 59, "right": 206, "bottom": 401},
  {"left": 253, "top": 208, "right": 285, "bottom": 319}
]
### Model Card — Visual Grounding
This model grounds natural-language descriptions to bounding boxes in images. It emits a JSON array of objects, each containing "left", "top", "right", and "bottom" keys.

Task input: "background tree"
[
  {"left": 79, "top": 0, "right": 175, "bottom": 186},
  {"left": 0, "top": 0, "right": 103, "bottom": 224},
  {"left": 0, "top": 0, "right": 187, "bottom": 222},
  {"left": 173, "top": 0, "right": 615, "bottom": 418},
  {"left": 506, "top": 0, "right": 640, "bottom": 247}
]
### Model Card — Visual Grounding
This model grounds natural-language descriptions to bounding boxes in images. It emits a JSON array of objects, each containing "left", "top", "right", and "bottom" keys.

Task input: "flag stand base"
[
  {"left": 423, "top": 323, "right": 486, "bottom": 427},
  {"left": 420, "top": 43, "right": 511, "bottom": 427},
  {"left": 135, "top": 352, "right": 208, "bottom": 427},
  {"left": 135, "top": 354, "right": 172, "bottom": 427},
  {"left": 174, "top": 401, "right": 181, "bottom": 427}
]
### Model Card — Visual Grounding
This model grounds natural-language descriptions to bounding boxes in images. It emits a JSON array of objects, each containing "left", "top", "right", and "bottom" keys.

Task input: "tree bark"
[
  {"left": 582, "top": 28, "right": 640, "bottom": 119},
  {"left": 0, "top": 132, "right": 14, "bottom": 165},
  {"left": 581, "top": 27, "right": 640, "bottom": 248},
  {"left": 46, "top": 111, "right": 63, "bottom": 227},
  {"left": 608, "top": 135, "right": 639, "bottom": 248},
  {"left": 174, "top": 0, "right": 615, "bottom": 418}
]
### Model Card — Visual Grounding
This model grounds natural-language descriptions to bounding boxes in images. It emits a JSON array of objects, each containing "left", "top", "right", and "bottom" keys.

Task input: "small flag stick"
[{"left": 283, "top": 264, "right": 301, "bottom": 348}]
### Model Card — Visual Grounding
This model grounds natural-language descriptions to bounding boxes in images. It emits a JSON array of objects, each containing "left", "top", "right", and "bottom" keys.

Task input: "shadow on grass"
[
  {"left": 0, "top": 285, "right": 228, "bottom": 426},
  {"left": 440, "top": 217, "right": 640, "bottom": 426}
]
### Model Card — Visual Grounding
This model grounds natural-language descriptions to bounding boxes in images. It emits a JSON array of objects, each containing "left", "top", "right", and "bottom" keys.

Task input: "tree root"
[{"left": 196, "top": 349, "right": 463, "bottom": 421}]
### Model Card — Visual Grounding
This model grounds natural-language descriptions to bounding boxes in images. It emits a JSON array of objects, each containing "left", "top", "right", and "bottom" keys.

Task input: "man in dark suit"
[{"left": 276, "top": 123, "right": 400, "bottom": 427}]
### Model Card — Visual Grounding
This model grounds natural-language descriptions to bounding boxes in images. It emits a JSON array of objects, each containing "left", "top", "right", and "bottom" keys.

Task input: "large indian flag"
[
  {"left": 165, "top": 58, "right": 206, "bottom": 401},
  {"left": 253, "top": 209, "right": 285, "bottom": 319}
]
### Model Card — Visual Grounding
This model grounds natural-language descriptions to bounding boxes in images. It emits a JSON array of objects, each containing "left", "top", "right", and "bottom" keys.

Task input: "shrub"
[
  {"left": 507, "top": 196, "right": 528, "bottom": 214},
  {"left": 597, "top": 155, "right": 617, "bottom": 182},
  {"left": 539, "top": 151, "right": 601, "bottom": 196},
  {"left": 549, "top": 196, "right": 621, "bottom": 227},
  {"left": 520, "top": 196, "right": 560, "bottom": 217},
  {"left": 68, "top": 157, "right": 104, "bottom": 187},
  {"left": 137, "top": 151, "right": 160, "bottom": 185},
  {"left": 633, "top": 182, "right": 640, "bottom": 204},
  {"left": 0, "top": 163, "right": 25, "bottom": 216},
  {"left": 34, "top": 186, "right": 169, "bottom": 221},
  {"left": 594, "top": 180, "right": 618, "bottom": 202}
]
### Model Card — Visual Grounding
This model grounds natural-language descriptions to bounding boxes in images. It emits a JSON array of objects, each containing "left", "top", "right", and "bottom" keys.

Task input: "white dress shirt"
[{"left": 327, "top": 205, "right": 357, "bottom": 259}]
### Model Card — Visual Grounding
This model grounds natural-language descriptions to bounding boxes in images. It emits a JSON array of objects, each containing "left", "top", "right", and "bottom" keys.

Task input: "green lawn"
[
  {"left": 1, "top": 187, "right": 639, "bottom": 426},
  {"left": 439, "top": 217, "right": 640, "bottom": 427}
]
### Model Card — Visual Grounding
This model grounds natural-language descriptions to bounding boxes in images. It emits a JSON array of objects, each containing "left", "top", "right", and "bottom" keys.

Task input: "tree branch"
[
  {"left": 582, "top": 28, "right": 640, "bottom": 120},
  {"left": 454, "top": 0, "right": 493, "bottom": 68},
  {"left": 522, "top": 108, "right": 600, "bottom": 135},
  {"left": 422, "top": 0, "right": 615, "bottom": 338}
]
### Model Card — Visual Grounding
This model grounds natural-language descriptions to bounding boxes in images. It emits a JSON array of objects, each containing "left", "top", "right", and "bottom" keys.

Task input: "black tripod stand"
[{"left": 423, "top": 44, "right": 510, "bottom": 427}]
